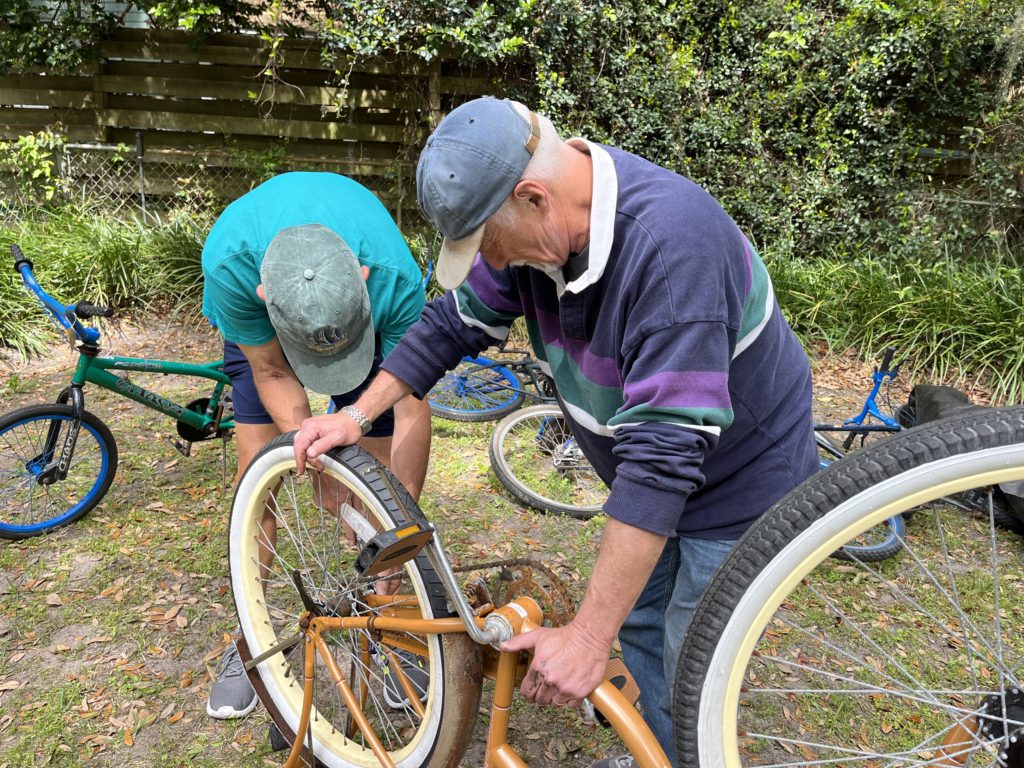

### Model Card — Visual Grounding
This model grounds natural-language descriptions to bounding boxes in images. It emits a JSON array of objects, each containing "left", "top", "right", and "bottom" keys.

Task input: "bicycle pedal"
[
  {"left": 268, "top": 722, "right": 323, "bottom": 767},
  {"left": 173, "top": 439, "right": 192, "bottom": 457},
  {"left": 268, "top": 722, "right": 288, "bottom": 752},
  {"left": 356, "top": 519, "right": 434, "bottom": 576},
  {"left": 594, "top": 658, "right": 640, "bottom": 728}
]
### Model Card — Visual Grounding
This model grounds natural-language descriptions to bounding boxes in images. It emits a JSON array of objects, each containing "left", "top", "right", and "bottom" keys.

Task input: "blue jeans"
[{"left": 618, "top": 535, "right": 737, "bottom": 767}]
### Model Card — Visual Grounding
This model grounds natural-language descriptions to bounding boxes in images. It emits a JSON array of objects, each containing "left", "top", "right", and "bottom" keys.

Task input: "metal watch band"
[{"left": 340, "top": 405, "right": 372, "bottom": 436}]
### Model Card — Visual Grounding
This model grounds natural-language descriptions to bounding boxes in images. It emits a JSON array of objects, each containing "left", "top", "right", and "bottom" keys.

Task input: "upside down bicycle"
[
  {"left": 229, "top": 372, "right": 1024, "bottom": 767},
  {"left": 229, "top": 436, "right": 667, "bottom": 767},
  {"left": 674, "top": 404, "right": 1024, "bottom": 767}
]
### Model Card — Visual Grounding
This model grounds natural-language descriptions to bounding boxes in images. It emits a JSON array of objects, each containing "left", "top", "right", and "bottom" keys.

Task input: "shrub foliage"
[
  {"left": 6, "top": 2, "right": 1020, "bottom": 261},
  {"left": 2, "top": 2, "right": 1022, "bottom": 398}
]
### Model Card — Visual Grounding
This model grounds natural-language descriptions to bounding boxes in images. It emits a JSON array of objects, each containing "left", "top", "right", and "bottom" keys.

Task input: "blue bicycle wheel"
[
  {"left": 428, "top": 356, "right": 526, "bottom": 422},
  {"left": 816, "top": 431, "right": 906, "bottom": 562},
  {"left": 0, "top": 404, "right": 118, "bottom": 539}
]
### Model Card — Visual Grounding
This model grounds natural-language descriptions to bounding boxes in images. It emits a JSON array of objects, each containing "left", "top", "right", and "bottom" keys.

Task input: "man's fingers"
[
  {"left": 308, "top": 435, "right": 338, "bottom": 462},
  {"left": 293, "top": 425, "right": 330, "bottom": 474},
  {"left": 500, "top": 629, "right": 539, "bottom": 653}
]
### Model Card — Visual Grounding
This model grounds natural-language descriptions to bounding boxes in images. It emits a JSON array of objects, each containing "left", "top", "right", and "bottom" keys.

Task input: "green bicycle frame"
[{"left": 71, "top": 353, "right": 234, "bottom": 434}]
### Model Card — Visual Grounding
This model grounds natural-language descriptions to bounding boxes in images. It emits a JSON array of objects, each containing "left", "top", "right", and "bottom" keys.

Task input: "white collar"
[{"left": 562, "top": 138, "right": 617, "bottom": 293}]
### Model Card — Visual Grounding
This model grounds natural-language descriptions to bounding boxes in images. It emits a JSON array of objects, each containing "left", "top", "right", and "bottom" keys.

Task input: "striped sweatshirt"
[{"left": 385, "top": 142, "right": 818, "bottom": 538}]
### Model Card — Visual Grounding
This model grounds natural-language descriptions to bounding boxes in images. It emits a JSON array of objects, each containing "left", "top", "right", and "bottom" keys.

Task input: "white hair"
[{"left": 487, "top": 102, "right": 563, "bottom": 231}]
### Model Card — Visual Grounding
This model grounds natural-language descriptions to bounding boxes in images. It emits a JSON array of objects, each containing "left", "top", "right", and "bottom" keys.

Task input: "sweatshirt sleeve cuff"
[
  {"left": 603, "top": 473, "right": 687, "bottom": 536},
  {"left": 381, "top": 343, "right": 444, "bottom": 399}
]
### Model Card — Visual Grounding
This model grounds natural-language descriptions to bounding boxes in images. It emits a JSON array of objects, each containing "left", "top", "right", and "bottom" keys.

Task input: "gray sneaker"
[
  {"left": 206, "top": 640, "right": 258, "bottom": 719},
  {"left": 379, "top": 648, "right": 429, "bottom": 710},
  {"left": 590, "top": 757, "right": 636, "bottom": 768}
]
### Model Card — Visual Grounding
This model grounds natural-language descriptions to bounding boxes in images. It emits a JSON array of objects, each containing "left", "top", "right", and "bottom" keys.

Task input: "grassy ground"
[{"left": 0, "top": 318, "right": 994, "bottom": 767}]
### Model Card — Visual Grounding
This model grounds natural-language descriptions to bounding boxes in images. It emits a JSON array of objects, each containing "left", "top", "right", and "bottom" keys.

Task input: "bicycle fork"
[{"left": 32, "top": 385, "right": 86, "bottom": 485}]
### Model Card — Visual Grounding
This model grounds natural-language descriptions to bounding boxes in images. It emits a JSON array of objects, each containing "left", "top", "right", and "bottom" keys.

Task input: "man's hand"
[
  {"left": 500, "top": 620, "right": 612, "bottom": 708},
  {"left": 293, "top": 413, "right": 363, "bottom": 474}
]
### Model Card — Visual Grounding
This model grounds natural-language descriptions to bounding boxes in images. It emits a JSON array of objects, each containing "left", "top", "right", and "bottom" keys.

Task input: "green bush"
[
  {"left": 0, "top": 207, "right": 200, "bottom": 355},
  {"left": 299, "top": 0, "right": 1023, "bottom": 264}
]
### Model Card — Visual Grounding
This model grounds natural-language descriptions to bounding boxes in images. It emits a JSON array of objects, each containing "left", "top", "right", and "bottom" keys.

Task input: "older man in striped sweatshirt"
[{"left": 293, "top": 97, "right": 818, "bottom": 767}]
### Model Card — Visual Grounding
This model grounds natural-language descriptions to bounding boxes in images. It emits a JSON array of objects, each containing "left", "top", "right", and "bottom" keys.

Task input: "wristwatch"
[{"left": 340, "top": 405, "right": 372, "bottom": 436}]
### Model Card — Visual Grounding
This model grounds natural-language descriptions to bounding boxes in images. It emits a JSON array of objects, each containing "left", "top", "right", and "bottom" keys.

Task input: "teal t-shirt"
[{"left": 201, "top": 172, "right": 424, "bottom": 358}]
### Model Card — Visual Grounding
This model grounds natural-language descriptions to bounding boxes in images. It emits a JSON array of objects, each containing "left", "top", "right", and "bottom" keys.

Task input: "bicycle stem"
[{"left": 374, "top": 468, "right": 523, "bottom": 646}]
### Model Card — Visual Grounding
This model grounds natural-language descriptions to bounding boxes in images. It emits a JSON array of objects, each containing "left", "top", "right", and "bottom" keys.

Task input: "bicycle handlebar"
[
  {"left": 11, "top": 244, "right": 106, "bottom": 345},
  {"left": 11, "top": 243, "right": 31, "bottom": 274},
  {"left": 75, "top": 301, "right": 115, "bottom": 319},
  {"left": 879, "top": 346, "right": 896, "bottom": 372}
]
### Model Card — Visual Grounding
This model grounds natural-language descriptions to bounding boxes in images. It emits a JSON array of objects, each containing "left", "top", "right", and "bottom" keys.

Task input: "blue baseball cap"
[{"left": 416, "top": 97, "right": 540, "bottom": 289}]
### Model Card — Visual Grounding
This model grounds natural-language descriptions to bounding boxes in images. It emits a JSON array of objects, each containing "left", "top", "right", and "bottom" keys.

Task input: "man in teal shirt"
[{"left": 201, "top": 172, "right": 431, "bottom": 719}]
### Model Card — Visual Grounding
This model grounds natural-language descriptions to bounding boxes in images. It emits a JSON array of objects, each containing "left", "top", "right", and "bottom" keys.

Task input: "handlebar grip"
[
  {"left": 879, "top": 346, "right": 896, "bottom": 372},
  {"left": 75, "top": 301, "right": 115, "bottom": 319},
  {"left": 11, "top": 244, "right": 32, "bottom": 274}
]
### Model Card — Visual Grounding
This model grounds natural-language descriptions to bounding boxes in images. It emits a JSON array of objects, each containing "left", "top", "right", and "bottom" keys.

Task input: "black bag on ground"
[
  {"left": 902, "top": 384, "right": 1024, "bottom": 531},
  {"left": 900, "top": 384, "right": 988, "bottom": 426}
]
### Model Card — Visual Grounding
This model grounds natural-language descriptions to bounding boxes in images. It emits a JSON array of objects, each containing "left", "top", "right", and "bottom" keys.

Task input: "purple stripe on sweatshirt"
[
  {"left": 535, "top": 306, "right": 621, "bottom": 387},
  {"left": 534, "top": 304, "right": 561, "bottom": 342},
  {"left": 624, "top": 370, "right": 731, "bottom": 410},
  {"left": 465, "top": 257, "right": 523, "bottom": 314}
]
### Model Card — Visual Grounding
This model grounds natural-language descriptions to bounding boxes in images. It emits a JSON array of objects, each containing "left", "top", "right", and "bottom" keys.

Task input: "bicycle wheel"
[
  {"left": 815, "top": 431, "right": 906, "bottom": 562},
  {"left": 428, "top": 356, "right": 525, "bottom": 422},
  {"left": 229, "top": 437, "right": 481, "bottom": 768},
  {"left": 675, "top": 405, "right": 1024, "bottom": 767},
  {"left": 489, "top": 404, "right": 606, "bottom": 519},
  {"left": 0, "top": 404, "right": 118, "bottom": 539}
]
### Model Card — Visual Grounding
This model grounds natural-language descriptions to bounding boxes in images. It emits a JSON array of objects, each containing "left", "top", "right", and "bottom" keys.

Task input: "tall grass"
[
  {"left": 0, "top": 205, "right": 210, "bottom": 356},
  {"left": 768, "top": 246, "right": 1024, "bottom": 404}
]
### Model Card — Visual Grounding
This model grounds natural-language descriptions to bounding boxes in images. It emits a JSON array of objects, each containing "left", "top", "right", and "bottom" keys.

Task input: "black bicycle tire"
[
  {"left": 0, "top": 403, "right": 118, "bottom": 539},
  {"left": 428, "top": 356, "right": 526, "bottom": 422},
  {"left": 674, "top": 404, "right": 1024, "bottom": 767},
  {"left": 229, "top": 435, "right": 482, "bottom": 767},
  {"left": 814, "top": 431, "right": 906, "bottom": 562},
  {"left": 488, "top": 404, "right": 605, "bottom": 519}
]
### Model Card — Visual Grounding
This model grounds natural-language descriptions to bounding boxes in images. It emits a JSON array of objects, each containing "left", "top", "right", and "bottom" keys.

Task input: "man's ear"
[
  {"left": 514, "top": 179, "right": 547, "bottom": 209},
  {"left": 256, "top": 284, "right": 266, "bottom": 302},
  {"left": 361, "top": 265, "right": 370, "bottom": 281}
]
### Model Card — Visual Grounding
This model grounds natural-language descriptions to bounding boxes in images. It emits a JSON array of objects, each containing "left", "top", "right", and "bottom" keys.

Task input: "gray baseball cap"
[
  {"left": 416, "top": 97, "right": 540, "bottom": 289},
  {"left": 260, "top": 224, "right": 374, "bottom": 395}
]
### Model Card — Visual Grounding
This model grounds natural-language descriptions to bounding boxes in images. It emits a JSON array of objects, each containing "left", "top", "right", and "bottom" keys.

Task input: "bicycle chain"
[{"left": 452, "top": 557, "right": 578, "bottom": 626}]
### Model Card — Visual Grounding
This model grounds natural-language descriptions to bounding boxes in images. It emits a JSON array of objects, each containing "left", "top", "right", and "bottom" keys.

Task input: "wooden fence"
[{"left": 0, "top": 28, "right": 506, "bottom": 222}]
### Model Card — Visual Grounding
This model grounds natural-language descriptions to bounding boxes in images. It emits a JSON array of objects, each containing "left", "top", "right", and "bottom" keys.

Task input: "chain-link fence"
[{"left": 0, "top": 138, "right": 415, "bottom": 226}]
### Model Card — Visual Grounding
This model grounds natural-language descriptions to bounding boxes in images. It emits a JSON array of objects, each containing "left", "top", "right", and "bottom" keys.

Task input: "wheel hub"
[{"left": 978, "top": 688, "right": 1024, "bottom": 768}]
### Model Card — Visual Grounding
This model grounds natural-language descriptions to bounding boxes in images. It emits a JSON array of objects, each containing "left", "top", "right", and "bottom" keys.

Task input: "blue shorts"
[{"left": 223, "top": 339, "right": 396, "bottom": 437}]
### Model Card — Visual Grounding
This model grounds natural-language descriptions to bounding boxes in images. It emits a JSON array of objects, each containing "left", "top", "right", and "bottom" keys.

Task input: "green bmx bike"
[{"left": 0, "top": 245, "right": 234, "bottom": 539}]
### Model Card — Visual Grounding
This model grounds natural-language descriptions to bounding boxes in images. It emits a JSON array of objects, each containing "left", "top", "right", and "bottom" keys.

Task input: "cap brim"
[
  {"left": 279, "top": 321, "right": 376, "bottom": 396},
  {"left": 436, "top": 224, "right": 485, "bottom": 290}
]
